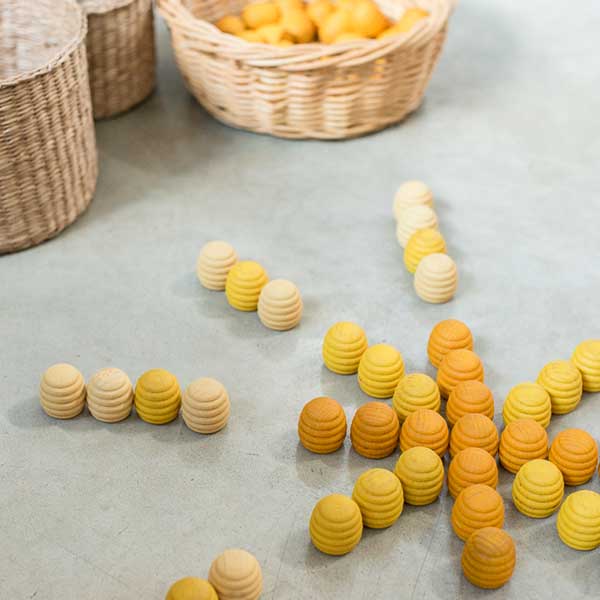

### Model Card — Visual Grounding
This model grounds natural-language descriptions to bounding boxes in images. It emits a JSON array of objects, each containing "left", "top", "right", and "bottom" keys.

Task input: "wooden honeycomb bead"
[
  {"left": 166, "top": 577, "right": 218, "bottom": 600},
  {"left": 437, "top": 349, "right": 484, "bottom": 399},
  {"left": 182, "top": 378, "right": 230, "bottom": 434},
  {"left": 548, "top": 428, "right": 598, "bottom": 486},
  {"left": 537, "top": 360, "right": 583, "bottom": 415},
  {"left": 502, "top": 382, "right": 551, "bottom": 428},
  {"left": 257, "top": 279, "right": 303, "bottom": 331},
  {"left": 392, "top": 373, "right": 440, "bottom": 422},
  {"left": 196, "top": 240, "right": 238, "bottom": 291},
  {"left": 87, "top": 367, "right": 133, "bottom": 423},
  {"left": 225, "top": 260, "right": 269, "bottom": 311},
  {"left": 396, "top": 205, "right": 438, "bottom": 247},
  {"left": 399, "top": 408, "right": 449, "bottom": 457},
  {"left": 512, "top": 459, "right": 564, "bottom": 518},
  {"left": 351, "top": 402, "right": 399, "bottom": 459},
  {"left": 394, "top": 446, "right": 444, "bottom": 506},
  {"left": 451, "top": 484, "right": 504, "bottom": 541},
  {"left": 39, "top": 363, "right": 86, "bottom": 419},
  {"left": 322, "top": 321, "right": 368, "bottom": 375},
  {"left": 427, "top": 319, "right": 474, "bottom": 368},
  {"left": 298, "top": 396, "right": 347, "bottom": 454},
  {"left": 357, "top": 344, "right": 405, "bottom": 398},
  {"left": 557, "top": 490, "right": 600, "bottom": 551},
  {"left": 499, "top": 418, "right": 548, "bottom": 473},
  {"left": 448, "top": 447, "right": 498, "bottom": 499},
  {"left": 461, "top": 527, "right": 516, "bottom": 589},
  {"left": 403, "top": 228, "right": 447, "bottom": 274},
  {"left": 309, "top": 494, "right": 363, "bottom": 555},
  {"left": 134, "top": 369, "right": 181, "bottom": 425},
  {"left": 450, "top": 414, "right": 499, "bottom": 458},
  {"left": 208, "top": 549, "right": 263, "bottom": 600},
  {"left": 414, "top": 253, "right": 458, "bottom": 304},
  {"left": 352, "top": 468, "right": 404, "bottom": 528},
  {"left": 393, "top": 180, "right": 433, "bottom": 220},
  {"left": 572, "top": 339, "right": 600, "bottom": 392},
  {"left": 446, "top": 381, "right": 494, "bottom": 426}
]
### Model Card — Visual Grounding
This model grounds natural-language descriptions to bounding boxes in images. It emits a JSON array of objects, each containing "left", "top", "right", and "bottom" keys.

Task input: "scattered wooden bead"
[
  {"left": 196, "top": 241, "right": 238, "bottom": 291},
  {"left": 512, "top": 459, "right": 563, "bottom": 519},
  {"left": 298, "top": 396, "right": 347, "bottom": 454},
  {"left": 448, "top": 447, "right": 498, "bottom": 499},
  {"left": 414, "top": 253, "right": 458, "bottom": 304},
  {"left": 452, "top": 484, "right": 504, "bottom": 541},
  {"left": 87, "top": 367, "right": 133, "bottom": 423},
  {"left": 357, "top": 343, "right": 405, "bottom": 398},
  {"left": 556, "top": 490, "right": 600, "bottom": 551},
  {"left": 437, "top": 349, "right": 484, "bottom": 399},
  {"left": 427, "top": 319, "right": 473, "bottom": 369},
  {"left": 39, "top": 363, "right": 86, "bottom": 419},
  {"left": 309, "top": 494, "right": 363, "bottom": 555},
  {"left": 399, "top": 408, "right": 449, "bottom": 457},
  {"left": 394, "top": 446, "right": 444, "bottom": 506},
  {"left": 393, "top": 180, "right": 434, "bottom": 220},
  {"left": 502, "top": 382, "right": 551, "bottom": 428},
  {"left": 166, "top": 577, "right": 218, "bottom": 600},
  {"left": 225, "top": 260, "right": 269, "bottom": 311},
  {"left": 537, "top": 360, "right": 582, "bottom": 415},
  {"left": 134, "top": 369, "right": 181, "bottom": 425},
  {"left": 403, "top": 228, "right": 446, "bottom": 274},
  {"left": 446, "top": 380, "right": 494, "bottom": 426},
  {"left": 182, "top": 378, "right": 230, "bottom": 434},
  {"left": 352, "top": 468, "right": 404, "bottom": 528},
  {"left": 351, "top": 401, "right": 399, "bottom": 459},
  {"left": 499, "top": 419, "right": 548, "bottom": 473},
  {"left": 571, "top": 339, "right": 600, "bottom": 392},
  {"left": 322, "top": 321, "right": 368, "bottom": 375},
  {"left": 450, "top": 413, "right": 499, "bottom": 458},
  {"left": 208, "top": 549, "right": 263, "bottom": 600},
  {"left": 392, "top": 373, "right": 440, "bottom": 423},
  {"left": 396, "top": 205, "right": 438, "bottom": 248},
  {"left": 257, "top": 278, "right": 303, "bottom": 331},
  {"left": 548, "top": 428, "right": 598, "bottom": 486}
]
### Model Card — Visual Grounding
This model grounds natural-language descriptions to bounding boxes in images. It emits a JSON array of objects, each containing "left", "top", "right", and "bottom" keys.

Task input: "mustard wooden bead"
[
  {"left": 134, "top": 369, "right": 181, "bottom": 425},
  {"left": 446, "top": 380, "right": 494, "bottom": 426},
  {"left": 502, "top": 382, "right": 551, "bottom": 428},
  {"left": 351, "top": 401, "right": 400, "bottom": 459},
  {"left": 166, "top": 577, "right": 218, "bottom": 600},
  {"left": 87, "top": 367, "right": 133, "bottom": 423},
  {"left": 357, "top": 343, "right": 405, "bottom": 398},
  {"left": 427, "top": 319, "right": 474, "bottom": 368},
  {"left": 399, "top": 408, "right": 449, "bottom": 457},
  {"left": 448, "top": 447, "right": 498, "bottom": 499},
  {"left": 571, "top": 339, "right": 600, "bottom": 392},
  {"left": 392, "top": 373, "right": 440, "bottom": 422},
  {"left": 499, "top": 418, "right": 548, "bottom": 473},
  {"left": 208, "top": 549, "right": 263, "bottom": 600},
  {"left": 396, "top": 205, "right": 438, "bottom": 248},
  {"left": 537, "top": 360, "right": 583, "bottom": 415},
  {"left": 196, "top": 240, "right": 238, "bottom": 291},
  {"left": 512, "top": 459, "right": 563, "bottom": 518},
  {"left": 182, "top": 378, "right": 230, "bottom": 434},
  {"left": 394, "top": 446, "right": 444, "bottom": 506},
  {"left": 39, "top": 363, "right": 86, "bottom": 419},
  {"left": 393, "top": 180, "right": 433, "bottom": 220},
  {"left": 437, "top": 349, "right": 484, "bottom": 399},
  {"left": 452, "top": 484, "right": 504, "bottom": 541},
  {"left": 557, "top": 490, "right": 600, "bottom": 551},
  {"left": 450, "top": 414, "right": 499, "bottom": 458},
  {"left": 309, "top": 494, "right": 363, "bottom": 555},
  {"left": 549, "top": 428, "right": 598, "bottom": 486},
  {"left": 403, "top": 228, "right": 447, "bottom": 274},
  {"left": 298, "top": 396, "right": 347, "bottom": 454},
  {"left": 257, "top": 279, "right": 303, "bottom": 331},
  {"left": 322, "top": 321, "right": 368, "bottom": 375},
  {"left": 352, "top": 468, "right": 404, "bottom": 528},
  {"left": 225, "top": 261, "right": 269, "bottom": 311}
]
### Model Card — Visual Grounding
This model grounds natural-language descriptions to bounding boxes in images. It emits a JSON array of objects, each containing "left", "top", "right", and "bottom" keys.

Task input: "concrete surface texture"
[{"left": 1, "top": 0, "right": 600, "bottom": 598}]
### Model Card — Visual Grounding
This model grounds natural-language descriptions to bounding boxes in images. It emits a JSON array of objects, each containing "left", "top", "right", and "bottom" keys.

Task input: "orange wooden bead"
[
  {"left": 351, "top": 401, "right": 399, "bottom": 459},
  {"left": 549, "top": 428, "right": 598, "bottom": 486},
  {"left": 451, "top": 484, "right": 504, "bottom": 541},
  {"left": 446, "top": 380, "right": 494, "bottom": 426},
  {"left": 499, "top": 419, "right": 548, "bottom": 473},
  {"left": 448, "top": 447, "right": 498, "bottom": 499},
  {"left": 450, "top": 414, "right": 499, "bottom": 458},
  {"left": 298, "top": 397, "right": 347, "bottom": 454},
  {"left": 427, "top": 319, "right": 474, "bottom": 368},
  {"left": 399, "top": 408, "right": 449, "bottom": 457},
  {"left": 437, "top": 349, "right": 484, "bottom": 399}
]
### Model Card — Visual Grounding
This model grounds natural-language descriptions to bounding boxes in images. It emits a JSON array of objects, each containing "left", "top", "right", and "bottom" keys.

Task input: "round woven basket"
[
  {"left": 80, "top": 0, "right": 156, "bottom": 119},
  {"left": 0, "top": 0, "right": 98, "bottom": 254},
  {"left": 158, "top": 0, "right": 453, "bottom": 139}
]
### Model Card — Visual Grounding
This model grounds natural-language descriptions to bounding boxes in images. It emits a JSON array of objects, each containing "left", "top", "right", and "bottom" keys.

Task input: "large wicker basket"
[
  {"left": 158, "top": 0, "right": 452, "bottom": 139},
  {"left": 80, "top": 0, "right": 156, "bottom": 119},
  {"left": 0, "top": 0, "right": 98, "bottom": 254}
]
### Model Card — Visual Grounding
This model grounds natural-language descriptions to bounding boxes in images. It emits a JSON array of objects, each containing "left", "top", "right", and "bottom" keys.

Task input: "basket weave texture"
[
  {"left": 0, "top": 0, "right": 98, "bottom": 254},
  {"left": 158, "top": 0, "right": 452, "bottom": 139},
  {"left": 80, "top": 0, "right": 156, "bottom": 119}
]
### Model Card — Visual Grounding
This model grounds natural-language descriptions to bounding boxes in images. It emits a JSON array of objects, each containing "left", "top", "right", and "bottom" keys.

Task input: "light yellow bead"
[
  {"left": 512, "top": 459, "right": 563, "bottom": 518},
  {"left": 414, "top": 253, "right": 458, "bottom": 304},
  {"left": 571, "top": 339, "right": 600, "bottom": 392},
  {"left": 196, "top": 240, "right": 238, "bottom": 291},
  {"left": 208, "top": 549, "right": 263, "bottom": 600},
  {"left": 403, "top": 228, "right": 447, "bottom": 274},
  {"left": 357, "top": 343, "right": 405, "bottom": 398},
  {"left": 537, "top": 360, "right": 582, "bottom": 415},
  {"left": 182, "top": 378, "right": 230, "bottom": 434},
  {"left": 557, "top": 490, "right": 600, "bottom": 551},
  {"left": 502, "top": 382, "right": 551, "bottom": 428},
  {"left": 396, "top": 205, "right": 438, "bottom": 248},
  {"left": 393, "top": 180, "right": 433, "bottom": 220},
  {"left": 225, "top": 261, "right": 269, "bottom": 311},
  {"left": 39, "top": 363, "right": 86, "bottom": 419},
  {"left": 166, "top": 577, "right": 218, "bottom": 600},
  {"left": 134, "top": 369, "right": 181, "bottom": 425},
  {"left": 257, "top": 279, "right": 303, "bottom": 330},
  {"left": 309, "top": 494, "right": 363, "bottom": 555},
  {"left": 322, "top": 321, "right": 368, "bottom": 375},
  {"left": 87, "top": 367, "right": 133, "bottom": 423},
  {"left": 394, "top": 446, "right": 444, "bottom": 506},
  {"left": 352, "top": 468, "right": 404, "bottom": 528},
  {"left": 392, "top": 373, "right": 440, "bottom": 422}
]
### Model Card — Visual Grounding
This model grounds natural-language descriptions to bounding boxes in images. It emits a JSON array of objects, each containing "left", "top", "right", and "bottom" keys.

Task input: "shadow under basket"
[
  {"left": 0, "top": 0, "right": 98, "bottom": 254},
  {"left": 158, "top": 0, "right": 453, "bottom": 139}
]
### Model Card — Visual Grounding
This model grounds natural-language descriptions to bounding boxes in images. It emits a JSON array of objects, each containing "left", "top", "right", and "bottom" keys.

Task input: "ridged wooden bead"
[
  {"left": 427, "top": 319, "right": 474, "bottom": 368},
  {"left": 446, "top": 381, "right": 494, "bottom": 426},
  {"left": 548, "top": 428, "right": 598, "bottom": 486},
  {"left": 225, "top": 260, "right": 269, "bottom": 311},
  {"left": 452, "top": 484, "right": 504, "bottom": 541},
  {"left": 352, "top": 468, "right": 404, "bottom": 528},
  {"left": 351, "top": 402, "right": 400, "bottom": 459},
  {"left": 499, "top": 419, "right": 548, "bottom": 473},
  {"left": 39, "top": 363, "right": 86, "bottom": 419},
  {"left": 182, "top": 378, "right": 230, "bottom": 434},
  {"left": 450, "top": 414, "right": 499, "bottom": 458},
  {"left": 134, "top": 369, "right": 181, "bottom": 425},
  {"left": 87, "top": 367, "right": 133, "bottom": 423},
  {"left": 392, "top": 373, "right": 440, "bottom": 422},
  {"left": 414, "top": 253, "right": 458, "bottom": 304},
  {"left": 166, "top": 577, "right": 218, "bottom": 600},
  {"left": 571, "top": 339, "right": 600, "bottom": 392},
  {"left": 502, "top": 382, "right": 551, "bottom": 428},
  {"left": 461, "top": 527, "right": 516, "bottom": 589},
  {"left": 536, "top": 360, "right": 583, "bottom": 415},
  {"left": 399, "top": 408, "right": 449, "bottom": 457},
  {"left": 298, "top": 396, "right": 347, "bottom": 454},
  {"left": 393, "top": 180, "right": 433, "bottom": 220},
  {"left": 196, "top": 240, "right": 238, "bottom": 291},
  {"left": 309, "top": 494, "right": 363, "bottom": 555},
  {"left": 357, "top": 344, "right": 405, "bottom": 398},
  {"left": 257, "top": 279, "right": 303, "bottom": 331},
  {"left": 557, "top": 490, "right": 600, "bottom": 551},
  {"left": 396, "top": 205, "right": 438, "bottom": 247},
  {"left": 448, "top": 447, "right": 498, "bottom": 499},
  {"left": 437, "top": 349, "right": 484, "bottom": 399},
  {"left": 208, "top": 549, "right": 263, "bottom": 600},
  {"left": 403, "top": 228, "right": 446, "bottom": 274},
  {"left": 512, "top": 459, "right": 564, "bottom": 518},
  {"left": 394, "top": 446, "right": 444, "bottom": 506},
  {"left": 322, "top": 321, "right": 368, "bottom": 375}
]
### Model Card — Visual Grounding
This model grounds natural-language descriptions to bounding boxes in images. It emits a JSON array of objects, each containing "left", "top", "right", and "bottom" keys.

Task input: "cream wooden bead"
[
  {"left": 39, "top": 363, "right": 86, "bottom": 419},
  {"left": 395, "top": 205, "right": 438, "bottom": 248},
  {"left": 87, "top": 367, "right": 133, "bottom": 423},
  {"left": 257, "top": 279, "right": 303, "bottom": 331},
  {"left": 393, "top": 180, "right": 434, "bottom": 220},
  {"left": 208, "top": 549, "right": 262, "bottom": 600},
  {"left": 196, "top": 241, "right": 238, "bottom": 291},
  {"left": 414, "top": 253, "right": 458, "bottom": 304},
  {"left": 182, "top": 378, "right": 230, "bottom": 434}
]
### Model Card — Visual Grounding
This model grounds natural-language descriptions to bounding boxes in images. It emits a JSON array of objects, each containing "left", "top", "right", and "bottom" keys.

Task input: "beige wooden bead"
[
  {"left": 257, "top": 279, "right": 303, "bottom": 331},
  {"left": 196, "top": 241, "right": 238, "bottom": 291},
  {"left": 395, "top": 205, "right": 439, "bottom": 248},
  {"left": 414, "top": 253, "right": 458, "bottom": 303},
  {"left": 39, "top": 363, "right": 86, "bottom": 419},
  {"left": 208, "top": 548, "right": 262, "bottom": 600},
  {"left": 87, "top": 367, "right": 133, "bottom": 423},
  {"left": 393, "top": 180, "right": 434, "bottom": 220},
  {"left": 182, "top": 378, "right": 230, "bottom": 434}
]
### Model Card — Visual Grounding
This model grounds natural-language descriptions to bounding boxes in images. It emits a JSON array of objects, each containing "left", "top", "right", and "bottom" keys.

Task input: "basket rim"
[
  {"left": 79, "top": 0, "right": 150, "bottom": 16},
  {"left": 0, "top": 0, "right": 88, "bottom": 89}
]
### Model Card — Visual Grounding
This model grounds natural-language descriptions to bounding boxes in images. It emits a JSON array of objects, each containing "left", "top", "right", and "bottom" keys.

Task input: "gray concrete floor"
[{"left": 2, "top": 1, "right": 600, "bottom": 598}]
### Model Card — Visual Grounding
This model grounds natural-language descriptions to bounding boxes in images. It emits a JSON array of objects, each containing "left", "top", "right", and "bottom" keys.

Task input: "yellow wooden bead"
[
  {"left": 446, "top": 380, "right": 494, "bottom": 426},
  {"left": 399, "top": 408, "right": 448, "bottom": 457},
  {"left": 352, "top": 468, "right": 404, "bottom": 528},
  {"left": 319, "top": 8, "right": 353, "bottom": 43},
  {"left": 557, "top": 490, "right": 600, "bottom": 551},
  {"left": 134, "top": 369, "right": 181, "bottom": 425},
  {"left": 298, "top": 396, "right": 347, "bottom": 454},
  {"left": 448, "top": 447, "right": 498, "bottom": 499},
  {"left": 39, "top": 363, "right": 86, "bottom": 419},
  {"left": 309, "top": 494, "right": 363, "bottom": 555},
  {"left": 255, "top": 23, "right": 293, "bottom": 44},
  {"left": 427, "top": 319, "right": 473, "bottom": 368},
  {"left": 215, "top": 15, "right": 245, "bottom": 35},
  {"left": 225, "top": 261, "right": 269, "bottom": 311},
  {"left": 502, "top": 382, "right": 551, "bottom": 428},
  {"left": 87, "top": 367, "right": 133, "bottom": 423},
  {"left": 403, "top": 228, "right": 447, "bottom": 274},
  {"left": 333, "top": 31, "right": 366, "bottom": 42},
  {"left": 512, "top": 459, "right": 563, "bottom": 518},
  {"left": 357, "top": 343, "right": 404, "bottom": 398},
  {"left": 307, "top": 0, "right": 335, "bottom": 27},
  {"left": 281, "top": 8, "right": 316, "bottom": 42},
  {"left": 208, "top": 549, "right": 263, "bottom": 600},
  {"left": 450, "top": 413, "right": 499, "bottom": 458},
  {"left": 499, "top": 418, "right": 548, "bottom": 473},
  {"left": 351, "top": 401, "right": 399, "bottom": 459},
  {"left": 350, "top": 0, "right": 388, "bottom": 37},
  {"left": 394, "top": 446, "right": 444, "bottom": 506},
  {"left": 571, "top": 339, "right": 600, "bottom": 392},
  {"left": 242, "top": 2, "right": 281, "bottom": 28},
  {"left": 452, "top": 484, "right": 504, "bottom": 541},
  {"left": 437, "top": 349, "right": 484, "bottom": 399},
  {"left": 166, "top": 577, "right": 218, "bottom": 600},
  {"left": 277, "top": 0, "right": 305, "bottom": 12},
  {"left": 548, "top": 428, "right": 598, "bottom": 486},
  {"left": 237, "top": 30, "right": 264, "bottom": 42},
  {"left": 392, "top": 373, "right": 440, "bottom": 422},
  {"left": 537, "top": 360, "right": 583, "bottom": 415},
  {"left": 322, "top": 321, "right": 368, "bottom": 374}
]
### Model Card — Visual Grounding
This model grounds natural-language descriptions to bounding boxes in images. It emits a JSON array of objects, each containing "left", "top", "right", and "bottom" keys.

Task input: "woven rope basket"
[
  {"left": 80, "top": 0, "right": 156, "bottom": 119},
  {"left": 158, "top": 0, "right": 453, "bottom": 139},
  {"left": 0, "top": 0, "right": 98, "bottom": 254}
]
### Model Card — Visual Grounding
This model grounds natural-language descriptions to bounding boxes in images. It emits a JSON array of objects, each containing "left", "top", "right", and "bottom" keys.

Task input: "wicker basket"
[
  {"left": 158, "top": 0, "right": 452, "bottom": 139},
  {"left": 80, "top": 0, "right": 156, "bottom": 119},
  {"left": 0, "top": 0, "right": 98, "bottom": 254}
]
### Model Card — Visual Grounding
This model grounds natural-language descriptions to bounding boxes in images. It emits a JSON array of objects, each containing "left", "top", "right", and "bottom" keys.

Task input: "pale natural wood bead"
[
  {"left": 182, "top": 378, "right": 230, "bottom": 434},
  {"left": 87, "top": 367, "right": 133, "bottom": 423},
  {"left": 414, "top": 253, "right": 458, "bottom": 304},
  {"left": 39, "top": 363, "right": 86, "bottom": 419},
  {"left": 393, "top": 180, "right": 434, "bottom": 220},
  {"left": 208, "top": 549, "right": 263, "bottom": 600},
  {"left": 196, "top": 240, "right": 238, "bottom": 291},
  {"left": 395, "top": 205, "right": 439, "bottom": 248},
  {"left": 257, "top": 279, "right": 303, "bottom": 331}
]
